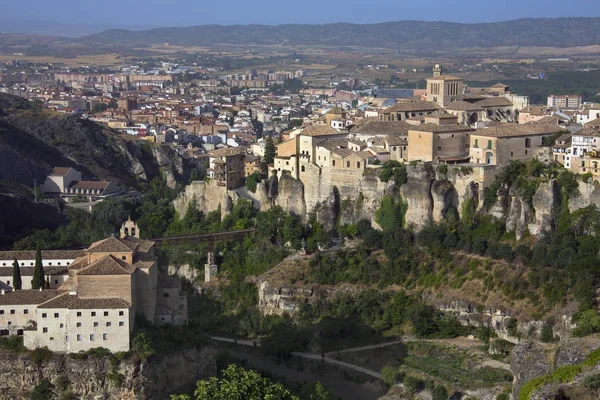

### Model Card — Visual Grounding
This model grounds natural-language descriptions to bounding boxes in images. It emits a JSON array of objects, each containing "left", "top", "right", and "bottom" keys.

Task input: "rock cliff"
[{"left": 0, "top": 346, "right": 217, "bottom": 399}]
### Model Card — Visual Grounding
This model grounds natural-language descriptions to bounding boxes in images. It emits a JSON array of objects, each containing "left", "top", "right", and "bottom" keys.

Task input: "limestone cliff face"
[
  {"left": 529, "top": 180, "right": 560, "bottom": 236},
  {"left": 569, "top": 181, "right": 600, "bottom": 212},
  {"left": 0, "top": 346, "right": 217, "bottom": 399},
  {"left": 400, "top": 164, "right": 435, "bottom": 229},
  {"left": 173, "top": 180, "right": 238, "bottom": 218},
  {"left": 510, "top": 339, "right": 600, "bottom": 399}
]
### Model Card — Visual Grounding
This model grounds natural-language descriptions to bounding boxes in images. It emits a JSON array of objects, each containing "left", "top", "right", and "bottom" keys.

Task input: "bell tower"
[
  {"left": 433, "top": 64, "right": 442, "bottom": 77},
  {"left": 120, "top": 216, "right": 139, "bottom": 238}
]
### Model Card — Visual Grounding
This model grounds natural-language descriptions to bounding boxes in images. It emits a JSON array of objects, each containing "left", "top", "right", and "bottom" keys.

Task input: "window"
[
  {"left": 59, "top": 324, "right": 64, "bottom": 328},
  {"left": 118, "top": 311, "right": 124, "bottom": 316},
  {"left": 346, "top": 161, "right": 350, "bottom": 168},
  {"left": 511, "top": 151, "right": 514, "bottom": 156},
  {"left": 357, "top": 162, "right": 360, "bottom": 168},
  {"left": 77, "top": 312, "right": 82, "bottom": 317},
  {"left": 76, "top": 322, "right": 81, "bottom": 327},
  {"left": 42, "top": 313, "right": 47, "bottom": 318},
  {"left": 6, "top": 280, "right": 9, "bottom": 285},
  {"left": 465, "top": 144, "right": 469, "bottom": 149},
  {"left": 94, "top": 322, "right": 99, "bottom": 327},
  {"left": 24, "top": 309, "right": 28, "bottom": 315},
  {"left": 103, "top": 311, "right": 109, "bottom": 317},
  {"left": 437, "top": 146, "right": 442, "bottom": 151},
  {"left": 54, "top": 280, "right": 58, "bottom": 285},
  {"left": 487, "top": 140, "right": 492, "bottom": 149},
  {"left": 10, "top": 310, "right": 15, "bottom": 315},
  {"left": 525, "top": 150, "right": 528, "bottom": 155},
  {"left": 91, "top": 312, "right": 96, "bottom": 317},
  {"left": 103, "top": 333, "right": 108, "bottom": 341},
  {"left": 77, "top": 334, "right": 82, "bottom": 341},
  {"left": 106, "top": 322, "right": 111, "bottom": 327},
  {"left": 119, "top": 321, "right": 124, "bottom": 327},
  {"left": 525, "top": 138, "right": 531, "bottom": 148},
  {"left": 42, "top": 327, "right": 48, "bottom": 333},
  {"left": 54, "top": 313, "right": 59, "bottom": 318},
  {"left": 121, "top": 256, "right": 126, "bottom": 261},
  {"left": 90, "top": 334, "right": 95, "bottom": 341},
  {"left": 0, "top": 310, "right": 3, "bottom": 315},
  {"left": 332, "top": 160, "right": 335, "bottom": 166}
]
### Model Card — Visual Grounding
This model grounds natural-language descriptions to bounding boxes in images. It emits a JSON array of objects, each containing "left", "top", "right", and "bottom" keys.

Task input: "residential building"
[
  {"left": 207, "top": 147, "right": 245, "bottom": 189},
  {"left": 547, "top": 95, "right": 582, "bottom": 109}
]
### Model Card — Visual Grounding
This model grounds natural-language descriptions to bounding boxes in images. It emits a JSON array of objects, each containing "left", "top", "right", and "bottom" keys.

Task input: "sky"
[{"left": 2, "top": 0, "right": 600, "bottom": 27}]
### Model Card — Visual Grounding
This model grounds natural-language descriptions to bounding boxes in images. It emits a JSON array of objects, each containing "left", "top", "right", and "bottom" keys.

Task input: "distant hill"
[{"left": 76, "top": 18, "right": 600, "bottom": 50}]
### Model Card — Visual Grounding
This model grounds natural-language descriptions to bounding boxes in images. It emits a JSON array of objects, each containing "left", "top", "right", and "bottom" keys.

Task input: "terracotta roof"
[
  {"left": 326, "top": 106, "right": 346, "bottom": 115},
  {"left": 50, "top": 167, "right": 73, "bottom": 176},
  {"left": 382, "top": 101, "right": 441, "bottom": 114},
  {"left": 120, "top": 237, "right": 154, "bottom": 254},
  {"left": 533, "top": 116, "right": 561, "bottom": 125},
  {"left": 77, "top": 255, "right": 134, "bottom": 276},
  {"left": 208, "top": 147, "right": 244, "bottom": 157},
  {"left": 585, "top": 118, "right": 600, "bottom": 127},
  {"left": 385, "top": 136, "right": 408, "bottom": 146},
  {"left": 352, "top": 120, "right": 411, "bottom": 135},
  {"left": 472, "top": 124, "right": 562, "bottom": 138},
  {"left": 332, "top": 148, "right": 354, "bottom": 158},
  {"left": 87, "top": 237, "right": 137, "bottom": 254},
  {"left": 67, "top": 297, "right": 131, "bottom": 309},
  {"left": 473, "top": 97, "right": 514, "bottom": 108},
  {"left": 37, "top": 292, "right": 79, "bottom": 309},
  {"left": 69, "top": 181, "right": 110, "bottom": 190},
  {"left": 0, "top": 289, "right": 65, "bottom": 306},
  {"left": 0, "top": 250, "right": 84, "bottom": 261},
  {"left": 445, "top": 100, "right": 484, "bottom": 111},
  {"left": 0, "top": 266, "right": 68, "bottom": 276},
  {"left": 409, "top": 123, "right": 474, "bottom": 133},
  {"left": 301, "top": 125, "right": 341, "bottom": 137}
]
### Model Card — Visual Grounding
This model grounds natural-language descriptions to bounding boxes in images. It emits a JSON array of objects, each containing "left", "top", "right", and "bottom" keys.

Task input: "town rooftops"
[
  {"left": 326, "top": 106, "right": 346, "bottom": 115},
  {"left": 50, "top": 167, "right": 73, "bottom": 176},
  {"left": 446, "top": 100, "right": 484, "bottom": 111},
  {"left": 0, "top": 266, "right": 69, "bottom": 277},
  {"left": 585, "top": 118, "right": 600, "bottom": 127},
  {"left": 472, "top": 97, "right": 514, "bottom": 108},
  {"left": 472, "top": 124, "right": 562, "bottom": 138},
  {"left": 0, "top": 289, "right": 65, "bottom": 306}
]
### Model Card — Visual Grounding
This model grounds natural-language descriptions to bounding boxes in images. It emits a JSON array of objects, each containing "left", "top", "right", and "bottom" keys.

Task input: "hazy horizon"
[{"left": 3, "top": 0, "right": 600, "bottom": 28}]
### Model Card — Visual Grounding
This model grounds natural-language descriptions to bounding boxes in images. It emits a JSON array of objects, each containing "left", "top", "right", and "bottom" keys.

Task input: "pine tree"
[
  {"left": 264, "top": 136, "right": 276, "bottom": 165},
  {"left": 12, "top": 258, "right": 22, "bottom": 290},
  {"left": 32, "top": 244, "right": 45, "bottom": 290}
]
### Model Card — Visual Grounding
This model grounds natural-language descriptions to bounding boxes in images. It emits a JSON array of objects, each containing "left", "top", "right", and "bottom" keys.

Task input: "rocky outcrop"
[
  {"left": 431, "top": 180, "right": 458, "bottom": 222},
  {"left": 274, "top": 173, "right": 307, "bottom": 218},
  {"left": 0, "top": 346, "right": 217, "bottom": 399},
  {"left": 529, "top": 180, "right": 560, "bottom": 236},
  {"left": 400, "top": 164, "right": 435, "bottom": 229},
  {"left": 173, "top": 180, "right": 240, "bottom": 218},
  {"left": 569, "top": 181, "right": 600, "bottom": 212}
]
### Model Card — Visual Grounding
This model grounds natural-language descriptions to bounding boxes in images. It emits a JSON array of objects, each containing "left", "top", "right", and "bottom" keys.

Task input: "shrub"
[
  {"left": 583, "top": 373, "right": 600, "bottom": 390},
  {"left": 540, "top": 318, "right": 556, "bottom": 343},
  {"left": 432, "top": 385, "right": 449, "bottom": 400},
  {"left": 30, "top": 347, "right": 53, "bottom": 365},
  {"left": 403, "top": 375, "right": 425, "bottom": 393},
  {"left": 29, "top": 379, "right": 54, "bottom": 400}
]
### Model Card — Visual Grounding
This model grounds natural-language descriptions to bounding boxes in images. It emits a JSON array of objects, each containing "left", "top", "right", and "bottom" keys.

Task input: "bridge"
[{"left": 151, "top": 229, "right": 256, "bottom": 282}]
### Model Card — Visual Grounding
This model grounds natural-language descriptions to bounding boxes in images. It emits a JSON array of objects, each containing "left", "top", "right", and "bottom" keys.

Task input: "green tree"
[
  {"left": 12, "top": 258, "right": 22, "bottom": 290},
  {"left": 31, "top": 244, "right": 45, "bottom": 290},
  {"left": 432, "top": 385, "right": 449, "bottom": 400},
  {"left": 171, "top": 364, "right": 299, "bottom": 400},
  {"left": 264, "top": 136, "right": 276, "bottom": 165},
  {"left": 29, "top": 378, "right": 54, "bottom": 400}
]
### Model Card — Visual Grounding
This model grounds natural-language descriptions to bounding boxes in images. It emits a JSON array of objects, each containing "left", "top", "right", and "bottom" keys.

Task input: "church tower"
[
  {"left": 433, "top": 64, "right": 442, "bottom": 77},
  {"left": 120, "top": 216, "right": 139, "bottom": 238}
]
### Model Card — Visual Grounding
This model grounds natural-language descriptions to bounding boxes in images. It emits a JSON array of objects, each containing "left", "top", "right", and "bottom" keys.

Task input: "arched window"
[
  {"left": 486, "top": 152, "right": 494, "bottom": 165},
  {"left": 131, "top": 228, "right": 136, "bottom": 237},
  {"left": 301, "top": 166, "right": 305, "bottom": 172},
  {"left": 124, "top": 227, "right": 129, "bottom": 236}
]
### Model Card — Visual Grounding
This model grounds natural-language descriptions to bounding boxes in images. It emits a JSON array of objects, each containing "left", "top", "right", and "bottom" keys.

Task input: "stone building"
[
  {"left": 207, "top": 147, "right": 245, "bottom": 190},
  {"left": 41, "top": 167, "right": 121, "bottom": 201},
  {"left": 0, "top": 222, "right": 187, "bottom": 353}
]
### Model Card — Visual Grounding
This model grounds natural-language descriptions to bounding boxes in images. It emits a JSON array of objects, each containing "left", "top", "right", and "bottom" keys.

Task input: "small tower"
[
  {"left": 120, "top": 216, "right": 139, "bottom": 238},
  {"left": 433, "top": 64, "right": 442, "bottom": 77}
]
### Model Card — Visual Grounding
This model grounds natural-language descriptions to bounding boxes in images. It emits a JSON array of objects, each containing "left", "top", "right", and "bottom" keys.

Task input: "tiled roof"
[
  {"left": 208, "top": 147, "right": 244, "bottom": 157},
  {"left": 0, "top": 289, "right": 65, "bottom": 306},
  {"left": 77, "top": 255, "right": 134, "bottom": 276},
  {"left": 0, "top": 250, "right": 84, "bottom": 261},
  {"left": 473, "top": 97, "right": 514, "bottom": 108},
  {"left": 385, "top": 136, "right": 408, "bottom": 146},
  {"left": 352, "top": 120, "right": 411, "bottom": 135},
  {"left": 301, "top": 125, "right": 341, "bottom": 137},
  {"left": 445, "top": 100, "right": 484, "bottom": 111},
  {"left": 0, "top": 266, "right": 68, "bottom": 276},
  {"left": 121, "top": 237, "right": 154, "bottom": 254},
  {"left": 382, "top": 101, "right": 441, "bottom": 114},
  {"left": 50, "top": 167, "right": 73, "bottom": 176},
  {"left": 86, "top": 237, "right": 136, "bottom": 254},
  {"left": 409, "top": 123, "right": 474, "bottom": 133},
  {"left": 68, "top": 297, "right": 131, "bottom": 309},
  {"left": 472, "top": 123, "right": 562, "bottom": 138},
  {"left": 585, "top": 118, "right": 600, "bottom": 127},
  {"left": 37, "top": 292, "right": 79, "bottom": 309},
  {"left": 332, "top": 148, "right": 354, "bottom": 158}
]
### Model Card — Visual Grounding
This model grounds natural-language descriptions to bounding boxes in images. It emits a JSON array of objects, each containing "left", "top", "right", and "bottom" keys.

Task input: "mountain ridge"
[{"left": 76, "top": 17, "right": 600, "bottom": 50}]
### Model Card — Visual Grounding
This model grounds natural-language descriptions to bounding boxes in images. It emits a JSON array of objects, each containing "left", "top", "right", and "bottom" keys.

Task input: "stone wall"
[{"left": 0, "top": 345, "right": 217, "bottom": 399}]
